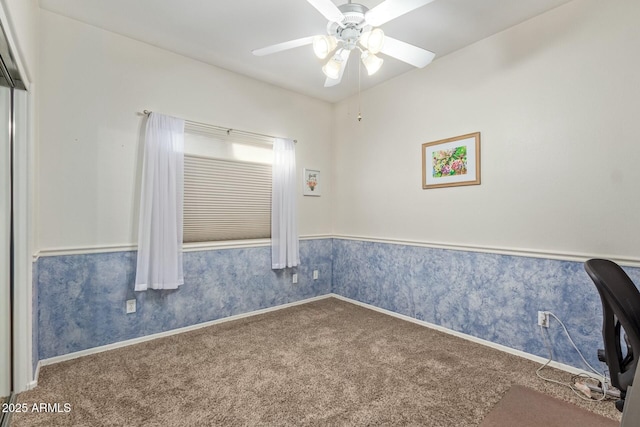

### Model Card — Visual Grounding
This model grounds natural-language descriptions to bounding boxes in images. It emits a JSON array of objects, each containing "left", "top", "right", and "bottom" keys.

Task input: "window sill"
[{"left": 183, "top": 239, "right": 272, "bottom": 252}]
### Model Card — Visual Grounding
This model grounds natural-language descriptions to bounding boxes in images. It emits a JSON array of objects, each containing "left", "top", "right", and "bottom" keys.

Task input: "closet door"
[{"left": 0, "top": 85, "right": 11, "bottom": 404}]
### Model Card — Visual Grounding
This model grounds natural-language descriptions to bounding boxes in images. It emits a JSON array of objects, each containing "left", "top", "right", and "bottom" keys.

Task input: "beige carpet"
[
  {"left": 480, "top": 385, "right": 619, "bottom": 427},
  {"left": 12, "top": 298, "right": 621, "bottom": 426}
]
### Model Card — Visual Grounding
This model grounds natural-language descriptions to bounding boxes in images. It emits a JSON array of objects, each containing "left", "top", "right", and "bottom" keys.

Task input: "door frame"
[{"left": 0, "top": 2, "right": 34, "bottom": 396}]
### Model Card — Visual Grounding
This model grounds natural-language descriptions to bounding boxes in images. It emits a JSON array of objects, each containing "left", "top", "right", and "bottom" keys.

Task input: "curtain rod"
[{"left": 142, "top": 110, "right": 297, "bottom": 143}]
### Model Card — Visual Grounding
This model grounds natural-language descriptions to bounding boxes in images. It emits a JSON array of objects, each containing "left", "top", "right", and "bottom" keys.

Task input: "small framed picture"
[
  {"left": 303, "top": 168, "right": 321, "bottom": 196},
  {"left": 422, "top": 132, "right": 481, "bottom": 189}
]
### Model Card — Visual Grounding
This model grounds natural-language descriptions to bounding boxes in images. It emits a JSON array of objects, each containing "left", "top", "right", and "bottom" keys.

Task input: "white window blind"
[{"left": 183, "top": 125, "right": 273, "bottom": 243}]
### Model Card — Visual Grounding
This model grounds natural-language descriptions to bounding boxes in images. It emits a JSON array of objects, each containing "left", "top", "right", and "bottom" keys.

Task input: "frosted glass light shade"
[
  {"left": 322, "top": 57, "right": 342, "bottom": 79},
  {"left": 361, "top": 51, "right": 384, "bottom": 75},
  {"left": 313, "top": 35, "right": 337, "bottom": 59},
  {"left": 360, "top": 28, "right": 385, "bottom": 54}
]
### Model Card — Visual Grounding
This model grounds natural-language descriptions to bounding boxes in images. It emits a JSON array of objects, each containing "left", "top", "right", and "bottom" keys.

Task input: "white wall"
[
  {"left": 333, "top": 0, "right": 640, "bottom": 259},
  {"left": 38, "top": 10, "right": 333, "bottom": 251}
]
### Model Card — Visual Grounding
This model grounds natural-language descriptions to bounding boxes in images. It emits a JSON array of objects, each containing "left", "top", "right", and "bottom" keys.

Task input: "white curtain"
[
  {"left": 271, "top": 138, "right": 300, "bottom": 269},
  {"left": 135, "top": 113, "right": 185, "bottom": 291}
]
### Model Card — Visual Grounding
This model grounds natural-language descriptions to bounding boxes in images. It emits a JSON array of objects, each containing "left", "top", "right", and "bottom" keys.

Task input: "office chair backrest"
[{"left": 584, "top": 258, "right": 640, "bottom": 410}]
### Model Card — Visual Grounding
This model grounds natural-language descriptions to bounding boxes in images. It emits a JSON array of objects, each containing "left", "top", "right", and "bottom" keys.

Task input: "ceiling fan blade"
[
  {"left": 252, "top": 36, "right": 315, "bottom": 56},
  {"left": 380, "top": 36, "right": 435, "bottom": 68},
  {"left": 307, "top": 0, "right": 345, "bottom": 23},
  {"left": 324, "top": 50, "right": 351, "bottom": 87},
  {"left": 365, "top": 0, "right": 435, "bottom": 27}
]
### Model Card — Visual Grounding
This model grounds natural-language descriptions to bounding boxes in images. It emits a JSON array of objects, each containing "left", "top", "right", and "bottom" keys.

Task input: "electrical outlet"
[
  {"left": 126, "top": 299, "right": 136, "bottom": 314},
  {"left": 537, "top": 311, "right": 549, "bottom": 328},
  {"left": 292, "top": 273, "right": 298, "bottom": 284},
  {"left": 313, "top": 270, "right": 319, "bottom": 280}
]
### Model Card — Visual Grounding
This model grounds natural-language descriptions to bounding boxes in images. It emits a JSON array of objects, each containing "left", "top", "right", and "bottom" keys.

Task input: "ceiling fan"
[{"left": 252, "top": 0, "right": 436, "bottom": 87}]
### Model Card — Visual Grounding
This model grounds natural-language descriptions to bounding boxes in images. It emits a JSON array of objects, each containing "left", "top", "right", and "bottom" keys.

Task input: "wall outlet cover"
[
  {"left": 126, "top": 299, "right": 136, "bottom": 314},
  {"left": 537, "top": 311, "right": 549, "bottom": 327}
]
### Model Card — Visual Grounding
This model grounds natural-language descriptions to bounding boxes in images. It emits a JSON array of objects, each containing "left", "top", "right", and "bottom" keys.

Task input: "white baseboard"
[
  {"left": 34, "top": 294, "right": 333, "bottom": 385},
  {"left": 27, "top": 362, "right": 40, "bottom": 390},
  {"left": 329, "top": 294, "right": 593, "bottom": 377},
  {"left": 33, "top": 293, "right": 591, "bottom": 388}
]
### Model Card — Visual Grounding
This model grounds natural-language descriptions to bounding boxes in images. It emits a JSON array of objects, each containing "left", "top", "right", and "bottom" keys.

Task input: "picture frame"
[
  {"left": 422, "top": 132, "right": 481, "bottom": 189},
  {"left": 303, "top": 168, "right": 321, "bottom": 196}
]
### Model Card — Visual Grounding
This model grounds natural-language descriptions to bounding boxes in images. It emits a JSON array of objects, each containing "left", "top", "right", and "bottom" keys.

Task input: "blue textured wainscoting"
[
  {"left": 35, "top": 236, "right": 640, "bottom": 374},
  {"left": 332, "top": 239, "right": 640, "bottom": 371},
  {"left": 36, "top": 239, "right": 332, "bottom": 360}
]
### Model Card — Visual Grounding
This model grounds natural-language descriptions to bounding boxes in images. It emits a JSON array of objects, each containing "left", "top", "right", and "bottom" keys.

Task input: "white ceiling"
[{"left": 39, "top": 0, "right": 574, "bottom": 103}]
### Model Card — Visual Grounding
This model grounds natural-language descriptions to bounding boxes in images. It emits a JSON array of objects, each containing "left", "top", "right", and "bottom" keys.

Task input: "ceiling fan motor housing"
[{"left": 328, "top": 3, "right": 372, "bottom": 50}]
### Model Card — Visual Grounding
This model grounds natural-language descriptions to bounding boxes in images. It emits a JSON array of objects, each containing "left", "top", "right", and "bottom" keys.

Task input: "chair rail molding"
[
  {"left": 33, "top": 234, "right": 334, "bottom": 259},
  {"left": 33, "top": 234, "right": 640, "bottom": 267},
  {"left": 332, "top": 235, "right": 640, "bottom": 268}
]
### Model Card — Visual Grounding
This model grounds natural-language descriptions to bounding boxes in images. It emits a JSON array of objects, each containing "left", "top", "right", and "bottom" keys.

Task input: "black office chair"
[{"left": 585, "top": 258, "right": 640, "bottom": 412}]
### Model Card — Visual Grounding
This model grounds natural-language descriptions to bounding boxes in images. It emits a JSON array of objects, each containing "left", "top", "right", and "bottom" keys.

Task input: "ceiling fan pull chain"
[{"left": 358, "top": 58, "right": 362, "bottom": 122}]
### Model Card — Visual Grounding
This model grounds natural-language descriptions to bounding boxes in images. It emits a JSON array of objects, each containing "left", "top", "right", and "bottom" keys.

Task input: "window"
[{"left": 183, "top": 124, "right": 273, "bottom": 243}]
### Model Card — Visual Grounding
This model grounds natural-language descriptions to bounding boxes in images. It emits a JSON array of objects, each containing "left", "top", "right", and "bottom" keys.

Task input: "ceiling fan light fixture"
[
  {"left": 322, "top": 56, "right": 343, "bottom": 80},
  {"left": 361, "top": 51, "right": 384, "bottom": 75},
  {"left": 360, "top": 28, "right": 385, "bottom": 54},
  {"left": 253, "top": 0, "right": 436, "bottom": 88},
  {"left": 313, "top": 35, "right": 337, "bottom": 59}
]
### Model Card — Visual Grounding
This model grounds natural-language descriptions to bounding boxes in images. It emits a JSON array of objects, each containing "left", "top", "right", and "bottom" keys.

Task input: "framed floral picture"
[
  {"left": 303, "top": 168, "right": 321, "bottom": 196},
  {"left": 422, "top": 132, "right": 481, "bottom": 189}
]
